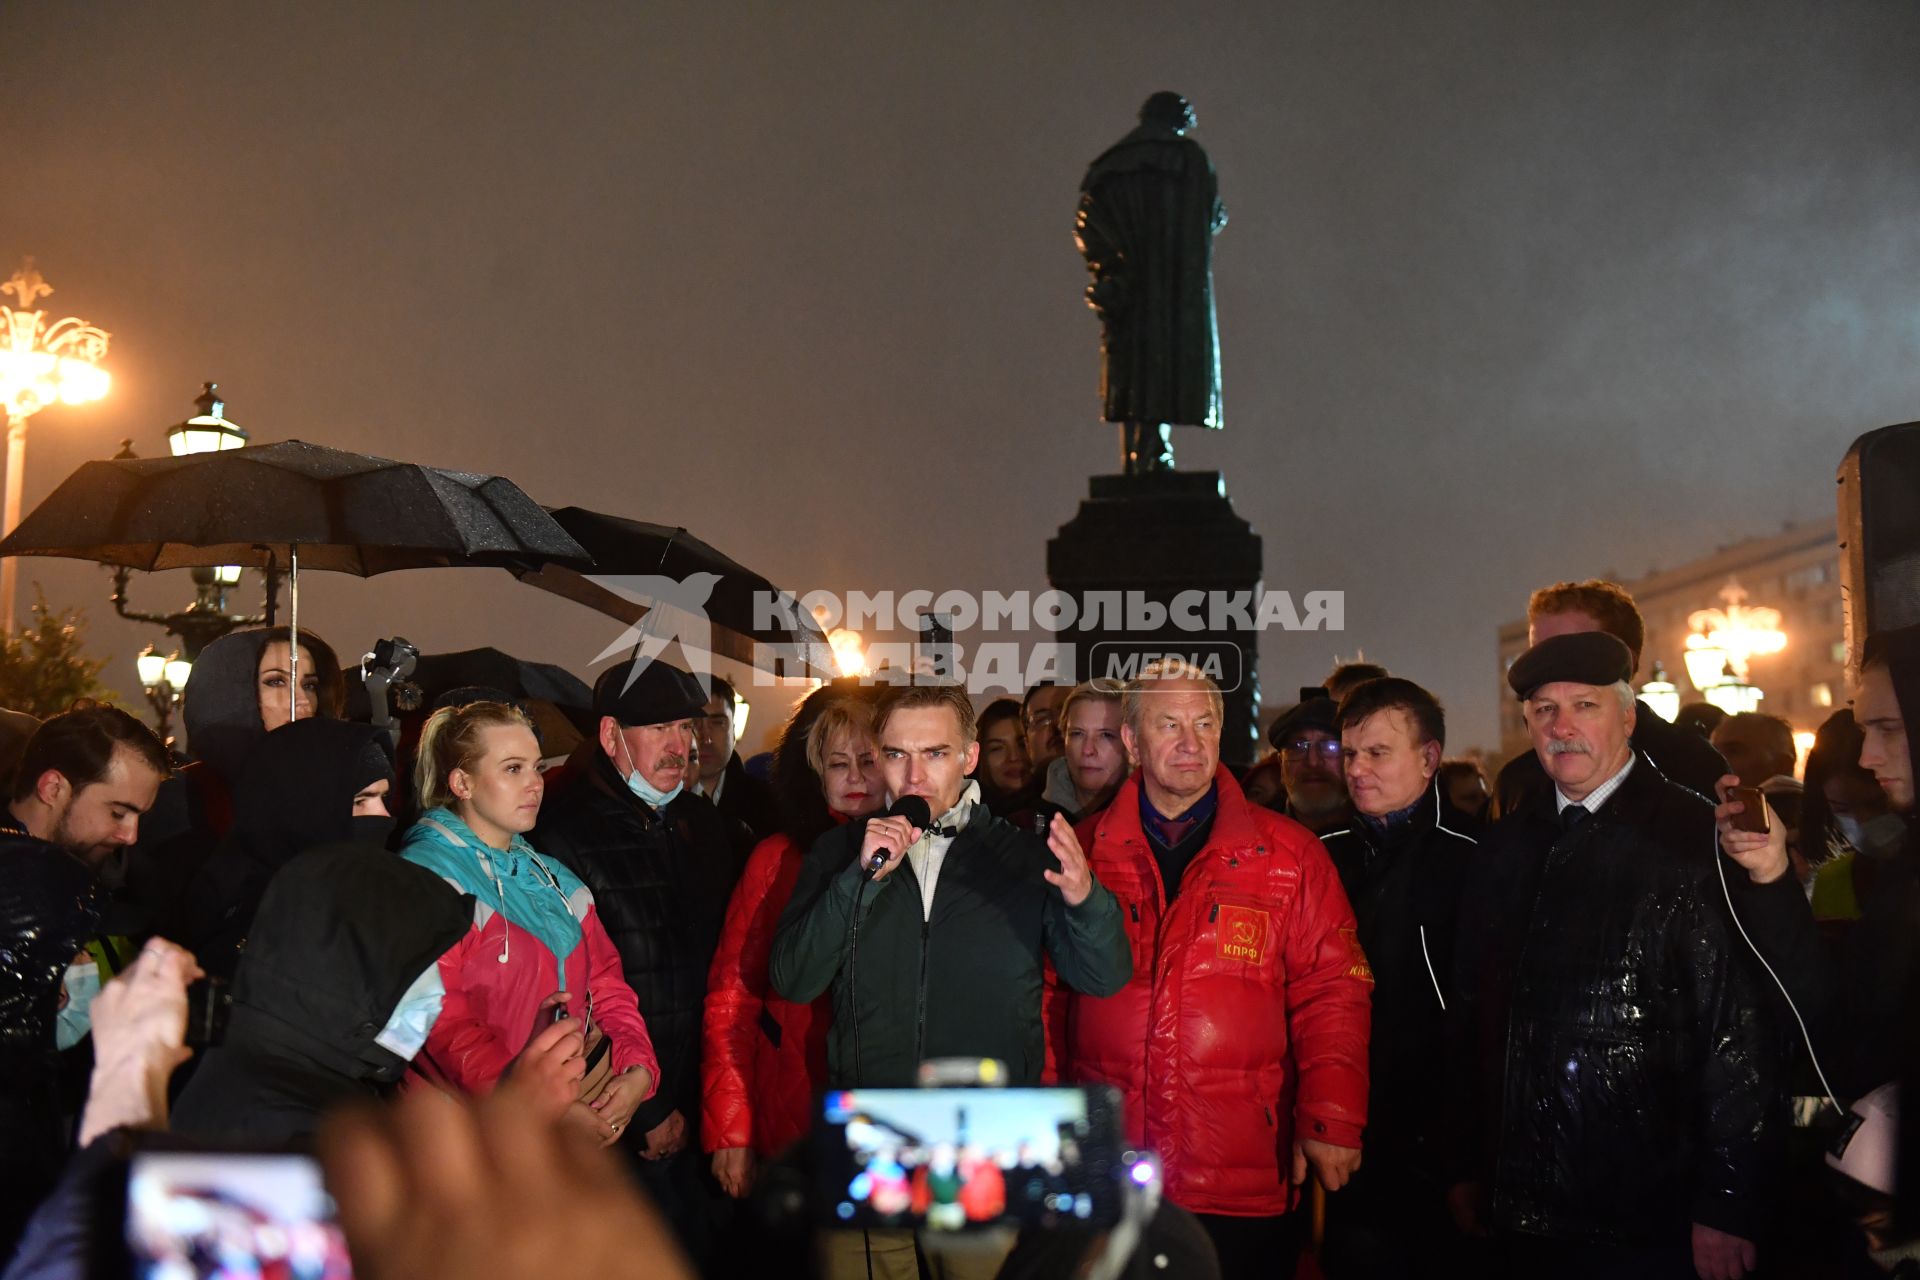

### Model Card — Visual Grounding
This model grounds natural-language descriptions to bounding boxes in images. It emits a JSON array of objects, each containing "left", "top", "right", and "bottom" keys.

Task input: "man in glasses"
[{"left": 1266, "top": 694, "right": 1352, "bottom": 836}]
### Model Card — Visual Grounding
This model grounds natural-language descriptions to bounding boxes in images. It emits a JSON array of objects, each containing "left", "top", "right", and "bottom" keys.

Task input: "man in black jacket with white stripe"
[{"left": 1317, "top": 677, "right": 1475, "bottom": 1279}]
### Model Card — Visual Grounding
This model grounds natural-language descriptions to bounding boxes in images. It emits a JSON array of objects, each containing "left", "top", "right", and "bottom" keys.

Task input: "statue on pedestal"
[{"left": 1076, "top": 92, "right": 1227, "bottom": 475}]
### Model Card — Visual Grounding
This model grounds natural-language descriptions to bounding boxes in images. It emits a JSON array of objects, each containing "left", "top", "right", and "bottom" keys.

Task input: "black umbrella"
[
  {"left": 411, "top": 647, "right": 592, "bottom": 716},
  {"left": 0, "top": 440, "right": 590, "bottom": 718},
  {"left": 0, "top": 440, "right": 587, "bottom": 575},
  {"left": 513, "top": 506, "right": 833, "bottom": 677}
]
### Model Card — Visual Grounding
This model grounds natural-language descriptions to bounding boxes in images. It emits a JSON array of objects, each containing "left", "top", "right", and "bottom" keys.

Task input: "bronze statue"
[{"left": 1076, "top": 92, "right": 1227, "bottom": 474}]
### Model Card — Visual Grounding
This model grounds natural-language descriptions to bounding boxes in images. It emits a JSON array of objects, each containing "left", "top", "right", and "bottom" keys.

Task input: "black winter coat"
[
  {"left": 1319, "top": 781, "right": 1473, "bottom": 1178},
  {"left": 534, "top": 750, "right": 748, "bottom": 1138},
  {"left": 711, "top": 753, "right": 780, "bottom": 845},
  {"left": 1492, "top": 699, "right": 1726, "bottom": 820},
  {"left": 768, "top": 805, "right": 1131, "bottom": 1088},
  {"left": 0, "top": 835, "right": 102, "bottom": 1255},
  {"left": 171, "top": 843, "right": 471, "bottom": 1144},
  {"left": 173, "top": 719, "right": 393, "bottom": 981},
  {"left": 1446, "top": 754, "right": 1786, "bottom": 1246}
]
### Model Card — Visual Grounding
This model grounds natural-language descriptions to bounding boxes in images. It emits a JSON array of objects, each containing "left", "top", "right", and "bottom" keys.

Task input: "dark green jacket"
[{"left": 769, "top": 805, "right": 1130, "bottom": 1087}]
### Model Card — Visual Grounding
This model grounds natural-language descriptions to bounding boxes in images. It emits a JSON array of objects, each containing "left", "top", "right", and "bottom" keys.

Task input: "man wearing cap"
[
  {"left": 1491, "top": 579, "right": 1727, "bottom": 819},
  {"left": 1267, "top": 693, "right": 1352, "bottom": 836},
  {"left": 535, "top": 659, "right": 749, "bottom": 1265},
  {"left": 1445, "top": 632, "right": 1784, "bottom": 1280}
]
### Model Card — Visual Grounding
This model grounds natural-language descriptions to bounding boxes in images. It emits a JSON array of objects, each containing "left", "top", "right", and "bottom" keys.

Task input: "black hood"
[
  {"left": 229, "top": 718, "right": 392, "bottom": 866},
  {"left": 172, "top": 843, "right": 472, "bottom": 1142},
  {"left": 1864, "top": 623, "right": 1920, "bottom": 762},
  {"left": 180, "top": 629, "right": 275, "bottom": 783}
]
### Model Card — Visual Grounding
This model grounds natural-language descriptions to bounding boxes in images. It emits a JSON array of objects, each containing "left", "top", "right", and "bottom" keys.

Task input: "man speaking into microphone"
[{"left": 770, "top": 684, "right": 1132, "bottom": 1093}]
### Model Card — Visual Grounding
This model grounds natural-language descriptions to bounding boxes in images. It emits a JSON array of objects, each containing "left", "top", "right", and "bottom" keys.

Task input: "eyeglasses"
[
  {"left": 1280, "top": 739, "right": 1342, "bottom": 762},
  {"left": 1024, "top": 710, "right": 1058, "bottom": 729}
]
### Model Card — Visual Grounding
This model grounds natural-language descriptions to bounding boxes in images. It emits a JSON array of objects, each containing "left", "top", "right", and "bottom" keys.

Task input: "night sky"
[{"left": 5, "top": 2, "right": 1918, "bottom": 752}]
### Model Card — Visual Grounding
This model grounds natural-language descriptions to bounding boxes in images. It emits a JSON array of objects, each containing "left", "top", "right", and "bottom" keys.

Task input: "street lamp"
[
  {"left": 136, "top": 644, "right": 192, "bottom": 745},
  {"left": 111, "top": 384, "right": 279, "bottom": 658},
  {"left": 1639, "top": 661, "right": 1680, "bottom": 723},
  {"left": 0, "top": 258, "right": 111, "bottom": 631},
  {"left": 1683, "top": 578, "right": 1785, "bottom": 716}
]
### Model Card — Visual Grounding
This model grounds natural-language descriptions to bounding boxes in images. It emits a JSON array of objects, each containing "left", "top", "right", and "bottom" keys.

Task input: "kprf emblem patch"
[
  {"left": 1340, "top": 926, "right": 1375, "bottom": 984},
  {"left": 1216, "top": 905, "right": 1270, "bottom": 964}
]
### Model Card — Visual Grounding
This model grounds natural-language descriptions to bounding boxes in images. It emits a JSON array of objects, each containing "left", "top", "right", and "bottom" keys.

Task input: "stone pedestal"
[{"left": 1046, "top": 470, "right": 1263, "bottom": 767}]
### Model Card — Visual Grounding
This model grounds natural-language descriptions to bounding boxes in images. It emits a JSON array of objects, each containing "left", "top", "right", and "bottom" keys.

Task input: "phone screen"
[
  {"left": 126, "top": 1150, "right": 351, "bottom": 1279},
  {"left": 816, "top": 1086, "right": 1124, "bottom": 1232}
]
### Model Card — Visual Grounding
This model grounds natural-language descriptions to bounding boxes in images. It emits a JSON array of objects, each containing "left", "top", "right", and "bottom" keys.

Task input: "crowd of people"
[{"left": 0, "top": 575, "right": 1917, "bottom": 1280}]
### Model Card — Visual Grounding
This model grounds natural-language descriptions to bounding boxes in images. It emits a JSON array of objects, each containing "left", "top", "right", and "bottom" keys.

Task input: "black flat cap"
[
  {"left": 592, "top": 660, "right": 709, "bottom": 727},
  {"left": 1267, "top": 695, "right": 1338, "bottom": 750},
  {"left": 1507, "top": 631, "right": 1634, "bottom": 700}
]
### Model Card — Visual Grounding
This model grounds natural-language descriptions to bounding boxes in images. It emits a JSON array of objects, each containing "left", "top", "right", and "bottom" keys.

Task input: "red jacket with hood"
[
  {"left": 701, "top": 828, "right": 833, "bottom": 1157},
  {"left": 1055, "top": 767, "right": 1372, "bottom": 1216}
]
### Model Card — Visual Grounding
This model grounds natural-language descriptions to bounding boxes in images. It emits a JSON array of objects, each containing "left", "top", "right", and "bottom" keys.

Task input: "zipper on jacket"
[
  {"left": 1263, "top": 1105, "right": 1275, "bottom": 1127},
  {"left": 1208, "top": 902, "right": 1219, "bottom": 923},
  {"left": 1129, "top": 901, "right": 1140, "bottom": 923},
  {"left": 913, "top": 919, "right": 931, "bottom": 1064}
]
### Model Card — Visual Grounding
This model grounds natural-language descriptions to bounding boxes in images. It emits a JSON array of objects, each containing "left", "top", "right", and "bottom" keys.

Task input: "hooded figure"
[
  {"left": 171, "top": 844, "right": 471, "bottom": 1144},
  {"left": 127, "top": 627, "right": 345, "bottom": 939},
  {"left": 177, "top": 718, "right": 394, "bottom": 980}
]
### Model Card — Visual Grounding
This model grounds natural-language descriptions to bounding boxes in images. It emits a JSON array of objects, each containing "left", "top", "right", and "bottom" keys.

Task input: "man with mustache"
[
  {"left": 1446, "top": 632, "right": 1783, "bottom": 1280},
  {"left": 1490, "top": 580, "right": 1726, "bottom": 818},
  {"left": 536, "top": 659, "right": 750, "bottom": 1267}
]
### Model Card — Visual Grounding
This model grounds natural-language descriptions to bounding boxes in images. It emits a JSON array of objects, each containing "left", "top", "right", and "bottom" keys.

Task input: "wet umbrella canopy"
[
  {"left": 0, "top": 440, "right": 589, "bottom": 575},
  {"left": 516, "top": 505, "right": 832, "bottom": 676},
  {"left": 0, "top": 440, "right": 590, "bottom": 722}
]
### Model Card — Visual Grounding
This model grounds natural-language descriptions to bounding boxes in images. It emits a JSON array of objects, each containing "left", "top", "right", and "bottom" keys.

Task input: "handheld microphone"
[{"left": 863, "top": 795, "right": 933, "bottom": 878}]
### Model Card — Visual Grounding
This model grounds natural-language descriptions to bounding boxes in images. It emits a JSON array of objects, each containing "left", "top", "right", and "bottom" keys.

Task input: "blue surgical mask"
[
  {"left": 56, "top": 959, "right": 101, "bottom": 1051},
  {"left": 619, "top": 734, "right": 684, "bottom": 810},
  {"left": 373, "top": 962, "right": 446, "bottom": 1061},
  {"left": 1836, "top": 815, "right": 1868, "bottom": 852}
]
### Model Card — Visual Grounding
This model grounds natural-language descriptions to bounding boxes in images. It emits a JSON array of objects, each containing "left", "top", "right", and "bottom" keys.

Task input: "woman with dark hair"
[
  {"left": 971, "top": 696, "right": 1039, "bottom": 824},
  {"left": 702, "top": 688, "right": 884, "bottom": 1198},
  {"left": 131, "top": 626, "right": 349, "bottom": 939}
]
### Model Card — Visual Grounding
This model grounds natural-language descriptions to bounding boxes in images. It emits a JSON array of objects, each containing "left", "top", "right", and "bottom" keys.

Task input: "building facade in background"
[{"left": 1496, "top": 518, "right": 1843, "bottom": 763}]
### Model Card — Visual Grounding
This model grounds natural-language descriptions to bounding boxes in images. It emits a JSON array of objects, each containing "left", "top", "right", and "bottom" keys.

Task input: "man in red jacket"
[{"left": 1053, "top": 658, "right": 1371, "bottom": 1279}]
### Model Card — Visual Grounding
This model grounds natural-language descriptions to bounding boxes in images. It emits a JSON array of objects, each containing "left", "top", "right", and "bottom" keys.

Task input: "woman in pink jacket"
[{"left": 402, "top": 701, "right": 658, "bottom": 1147}]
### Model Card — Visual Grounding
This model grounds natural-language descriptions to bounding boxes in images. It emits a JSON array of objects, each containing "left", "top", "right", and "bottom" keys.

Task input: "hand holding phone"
[{"left": 1728, "top": 786, "right": 1771, "bottom": 834}]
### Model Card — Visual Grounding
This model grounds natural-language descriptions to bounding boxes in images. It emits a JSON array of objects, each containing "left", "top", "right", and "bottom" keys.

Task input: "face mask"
[
  {"left": 1836, "top": 815, "right": 1869, "bottom": 852},
  {"left": 352, "top": 814, "right": 397, "bottom": 848},
  {"left": 373, "top": 962, "right": 446, "bottom": 1061},
  {"left": 619, "top": 734, "right": 683, "bottom": 810},
  {"left": 56, "top": 959, "right": 101, "bottom": 1051}
]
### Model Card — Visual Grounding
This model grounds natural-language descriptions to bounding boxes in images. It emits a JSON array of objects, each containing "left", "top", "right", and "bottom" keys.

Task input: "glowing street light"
[
  {"left": 0, "top": 259, "right": 111, "bottom": 630},
  {"left": 1683, "top": 579, "right": 1785, "bottom": 716},
  {"left": 828, "top": 627, "right": 870, "bottom": 678},
  {"left": 1638, "top": 661, "right": 1680, "bottom": 723}
]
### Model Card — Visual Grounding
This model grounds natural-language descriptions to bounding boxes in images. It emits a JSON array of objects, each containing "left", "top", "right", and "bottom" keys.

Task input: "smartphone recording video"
[
  {"left": 816, "top": 1086, "right": 1124, "bottom": 1232},
  {"left": 126, "top": 1150, "right": 351, "bottom": 1280}
]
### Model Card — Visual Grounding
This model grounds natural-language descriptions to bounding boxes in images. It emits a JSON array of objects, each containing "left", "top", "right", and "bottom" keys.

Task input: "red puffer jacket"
[
  {"left": 701, "top": 829, "right": 834, "bottom": 1157},
  {"left": 1056, "top": 767, "right": 1372, "bottom": 1216}
]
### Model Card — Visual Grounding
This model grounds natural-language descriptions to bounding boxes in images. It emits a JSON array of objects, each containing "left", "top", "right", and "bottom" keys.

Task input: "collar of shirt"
[
  {"left": 905, "top": 780, "right": 980, "bottom": 920},
  {"left": 1555, "top": 753, "right": 1636, "bottom": 816},
  {"left": 1140, "top": 780, "right": 1219, "bottom": 850},
  {"left": 700, "top": 770, "right": 727, "bottom": 804}
]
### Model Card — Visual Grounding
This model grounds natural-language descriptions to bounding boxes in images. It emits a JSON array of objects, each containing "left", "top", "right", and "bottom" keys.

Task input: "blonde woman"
[{"left": 401, "top": 701, "right": 657, "bottom": 1145}]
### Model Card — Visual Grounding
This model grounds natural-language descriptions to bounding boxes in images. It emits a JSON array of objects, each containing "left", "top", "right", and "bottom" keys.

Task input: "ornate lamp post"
[
  {"left": 1683, "top": 579, "right": 1786, "bottom": 716},
  {"left": 1638, "top": 660, "right": 1680, "bottom": 723},
  {"left": 0, "top": 259, "right": 111, "bottom": 631},
  {"left": 111, "top": 384, "right": 279, "bottom": 658},
  {"left": 135, "top": 644, "right": 193, "bottom": 745}
]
